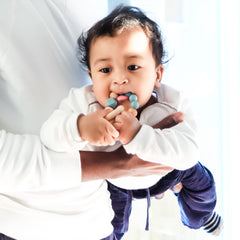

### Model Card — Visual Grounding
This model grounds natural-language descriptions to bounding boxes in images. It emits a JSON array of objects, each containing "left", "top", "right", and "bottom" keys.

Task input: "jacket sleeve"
[
  {"left": 40, "top": 87, "right": 89, "bottom": 152},
  {"left": 124, "top": 93, "right": 200, "bottom": 170}
]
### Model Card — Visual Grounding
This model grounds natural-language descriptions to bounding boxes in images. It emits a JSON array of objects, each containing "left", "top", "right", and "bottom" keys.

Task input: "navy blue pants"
[
  {"left": 108, "top": 162, "right": 217, "bottom": 239},
  {"left": 101, "top": 232, "right": 117, "bottom": 240},
  {"left": 0, "top": 234, "right": 15, "bottom": 240}
]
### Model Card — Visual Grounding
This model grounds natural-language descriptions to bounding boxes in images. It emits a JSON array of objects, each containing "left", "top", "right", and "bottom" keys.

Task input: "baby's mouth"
[
  {"left": 116, "top": 94, "right": 129, "bottom": 102},
  {"left": 116, "top": 92, "right": 133, "bottom": 99}
]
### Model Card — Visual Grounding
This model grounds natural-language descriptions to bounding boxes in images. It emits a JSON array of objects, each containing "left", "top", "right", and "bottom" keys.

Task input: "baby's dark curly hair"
[{"left": 78, "top": 5, "right": 167, "bottom": 70}]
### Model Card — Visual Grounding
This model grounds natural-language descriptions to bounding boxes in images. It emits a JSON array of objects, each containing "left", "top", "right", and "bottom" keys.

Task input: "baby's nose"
[{"left": 114, "top": 78, "right": 128, "bottom": 85}]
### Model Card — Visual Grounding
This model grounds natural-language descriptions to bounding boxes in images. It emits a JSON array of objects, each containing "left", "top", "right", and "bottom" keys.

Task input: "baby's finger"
[
  {"left": 105, "top": 122, "right": 119, "bottom": 139},
  {"left": 113, "top": 121, "right": 122, "bottom": 131},
  {"left": 103, "top": 134, "right": 116, "bottom": 146}
]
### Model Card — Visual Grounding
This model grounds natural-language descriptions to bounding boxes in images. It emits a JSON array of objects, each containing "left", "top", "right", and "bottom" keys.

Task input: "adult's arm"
[
  {"left": 81, "top": 112, "right": 184, "bottom": 182},
  {"left": 0, "top": 130, "right": 81, "bottom": 192},
  {"left": 0, "top": 113, "right": 182, "bottom": 190}
]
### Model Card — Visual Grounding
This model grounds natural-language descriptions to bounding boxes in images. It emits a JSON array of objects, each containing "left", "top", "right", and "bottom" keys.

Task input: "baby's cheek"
[{"left": 138, "top": 95, "right": 149, "bottom": 108}]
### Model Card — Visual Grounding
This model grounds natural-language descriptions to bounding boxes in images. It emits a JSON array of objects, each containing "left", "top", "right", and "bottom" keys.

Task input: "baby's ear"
[{"left": 154, "top": 64, "right": 164, "bottom": 88}]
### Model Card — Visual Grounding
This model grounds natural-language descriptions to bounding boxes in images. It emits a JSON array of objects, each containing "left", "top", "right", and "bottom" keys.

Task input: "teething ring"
[{"left": 105, "top": 92, "right": 139, "bottom": 120}]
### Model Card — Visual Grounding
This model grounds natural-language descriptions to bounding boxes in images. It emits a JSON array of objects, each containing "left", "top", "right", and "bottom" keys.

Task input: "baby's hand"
[
  {"left": 77, "top": 109, "right": 119, "bottom": 146},
  {"left": 113, "top": 111, "right": 141, "bottom": 145}
]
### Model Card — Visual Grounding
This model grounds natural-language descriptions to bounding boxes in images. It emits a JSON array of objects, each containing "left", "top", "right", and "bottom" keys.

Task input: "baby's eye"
[
  {"left": 128, "top": 65, "right": 140, "bottom": 71},
  {"left": 100, "top": 68, "right": 111, "bottom": 73}
]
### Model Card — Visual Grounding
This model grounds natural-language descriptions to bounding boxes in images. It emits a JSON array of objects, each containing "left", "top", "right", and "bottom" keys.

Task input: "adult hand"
[
  {"left": 80, "top": 112, "right": 184, "bottom": 181},
  {"left": 81, "top": 146, "right": 175, "bottom": 181}
]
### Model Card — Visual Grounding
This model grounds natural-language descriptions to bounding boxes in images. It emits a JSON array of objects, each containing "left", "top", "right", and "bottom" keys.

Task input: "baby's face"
[{"left": 88, "top": 25, "right": 163, "bottom": 108}]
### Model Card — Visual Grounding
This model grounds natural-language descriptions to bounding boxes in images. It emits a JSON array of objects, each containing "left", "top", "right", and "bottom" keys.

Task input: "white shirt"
[
  {"left": 40, "top": 84, "right": 200, "bottom": 189},
  {"left": 0, "top": 1, "right": 113, "bottom": 239}
]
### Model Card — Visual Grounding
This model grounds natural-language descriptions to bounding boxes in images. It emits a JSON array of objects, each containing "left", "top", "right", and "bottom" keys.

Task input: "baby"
[{"left": 40, "top": 5, "right": 223, "bottom": 238}]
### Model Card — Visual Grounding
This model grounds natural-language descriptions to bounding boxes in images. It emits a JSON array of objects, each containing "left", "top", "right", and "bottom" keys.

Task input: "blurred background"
[{"left": 78, "top": 0, "right": 240, "bottom": 239}]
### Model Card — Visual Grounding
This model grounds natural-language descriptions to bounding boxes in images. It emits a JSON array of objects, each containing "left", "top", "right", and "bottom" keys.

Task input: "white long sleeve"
[
  {"left": 0, "top": 130, "right": 81, "bottom": 192},
  {"left": 0, "top": 128, "right": 113, "bottom": 240},
  {"left": 41, "top": 84, "right": 199, "bottom": 177},
  {"left": 124, "top": 85, "right": 199, "bottom": 170},
  {"left": 40, "top": 85, "right": 122, "bottom": 152},
  {"left": 41, "top": 84, "right": 200, "bottom": 190},
  {"left": 40, "top": 86, "right": 92, "bottom": 152},
  {"left": 125, "top": 124, "right": 198, "bottom": 170}
]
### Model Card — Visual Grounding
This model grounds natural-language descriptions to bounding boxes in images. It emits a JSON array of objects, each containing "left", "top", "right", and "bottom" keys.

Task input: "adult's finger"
[{"left": 153, "top": 112, "right": 184, "bottom": 129}]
